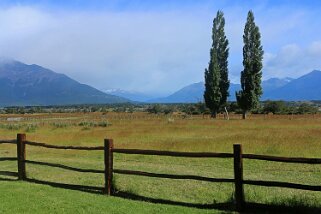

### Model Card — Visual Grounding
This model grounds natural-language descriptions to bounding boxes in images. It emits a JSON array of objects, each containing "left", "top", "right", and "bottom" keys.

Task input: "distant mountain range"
[
  {"left": 149, "top": 70, "right": 321, "bottom": 103},
  {"left": 263, "top": 70, "right": 321, "bottom": 100},
  {"left": 102, "top": 89, "right": 157, "bottom": 102},
  {"left": 1, "top": 58, "right": 320, "bottom": 106},
  {"left": 0, "top": 59, "right": 128, "bottom": 106}
]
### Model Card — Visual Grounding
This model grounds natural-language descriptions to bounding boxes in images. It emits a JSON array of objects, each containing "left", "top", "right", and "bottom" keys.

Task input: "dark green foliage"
[
  {"left": 0, "top": 123, "right": 24, "bottom": 130},
  {"left": 181, "top": 103, "right": 208, "bottom": 115},
  {"left": 147, "top": 104, "right": 163, "bottom": 114},
  {"left": 297, "top": 103, "right": 318, "bottom": 114},
  {"left": 204, "top": 11, "right": 229, "bottom": 118},
  {"left": 25, "top": 124, "right": 38, "bottom": 132},
  {"left": 226, "top": 102, "right": 243, "bottom": 114},
  {"left": 256, "top": 101, "right": 319, "bottom": 115},
  {"left": 146, "top": 104, "right": 177, "bottom": 115},
  {"left": 0, "top": 102, "right": 318, "bottom": 115},
  {"left": 236, "top": 11, "right": 264, "bottom": 119},
  {"left": 78, "top": 121, "right": 96, "bottom": 127},
  {"left": 163, "top": 107, "right": 174, "bottom": 115},
  {"left": 50, "top": 122, "right": 70, "bottom": 128},
  {"left": 113, "top": 106, "right": 127, "bottom": 112},
  {"left": 204, "top": 55, "right": 221, "bottom": 117},
  {"left": 195, "top": 102, "right": 210, "bottom": 114},
  {"left": 263, "top": 101, "right": 287, "bottom": 114},
  {"left": 97, "top": 121, "right": 111, "bottom": 127},
  {"left": 215, "top": 12, "right": 230, "bottom": 106},
  {"left": 78, "top": 121, "right": 111, "bottom": 128}
]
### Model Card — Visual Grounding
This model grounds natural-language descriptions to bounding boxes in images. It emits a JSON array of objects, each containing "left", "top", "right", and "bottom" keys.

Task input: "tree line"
[
  {"left": 0, "top": 101, "right": 319, "bottom": 115},
  {"left": 204, "top": 10, "right": 263, "bottom": 119}
]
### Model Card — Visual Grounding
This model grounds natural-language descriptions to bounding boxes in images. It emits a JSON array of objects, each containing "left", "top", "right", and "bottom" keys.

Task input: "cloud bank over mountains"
[{"left": 0, "top": 1, "right": 320, "bottom": 95}]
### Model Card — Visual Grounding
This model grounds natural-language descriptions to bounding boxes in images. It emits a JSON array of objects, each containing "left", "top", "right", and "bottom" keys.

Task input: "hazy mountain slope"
[
  {"left": 149, "top": 82, "right": 241, "bottom": 103},
  {"left": 263, "top": 70, "right": 321, "bottom": 101},
  {"left": 261, "top": 77, "right": 293, "bottom": 93},
  {"left": 0, "top": 59, "right": 128, "bottom": 106},
  {"left": 102, "top": 89, "right": 157, "bottom": 102},
  {"left": 149, "top": 73, "right": 321, "bottom": 103}
]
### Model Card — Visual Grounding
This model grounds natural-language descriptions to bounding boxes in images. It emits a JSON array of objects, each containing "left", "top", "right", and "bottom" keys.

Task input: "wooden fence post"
[
  {"left": 104, "top": 139, "right": 114, "bottom": 195},
  {"left": 233, "top": 144, "right": 244, "bottom": 212},
  {"left": 17, "top": 133, "right": 26, "bottom": 180}
]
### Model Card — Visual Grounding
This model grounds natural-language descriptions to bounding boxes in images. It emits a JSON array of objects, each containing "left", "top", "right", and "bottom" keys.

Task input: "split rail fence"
[{"left": 1, "top": 133, "right": 321, "bottom": 211}]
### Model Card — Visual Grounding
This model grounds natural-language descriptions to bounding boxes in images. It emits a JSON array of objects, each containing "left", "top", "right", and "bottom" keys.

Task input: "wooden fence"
[{"left": 1, "top": 134, "right": 321, "bottom": 212}]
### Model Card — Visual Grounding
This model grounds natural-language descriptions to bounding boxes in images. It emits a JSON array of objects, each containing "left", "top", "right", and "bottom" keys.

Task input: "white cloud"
[
  {"left": 308, "top": 41, "right": 321, "bottom": 57},
  {"left": 264, "top": 42, "right": 321, "bottom": 79},
  {"left": 0, "top": 6, "right": 214, "bottom": 95},
  {"left": 0, "top": 3, "right": 320, "bottom": 95}
]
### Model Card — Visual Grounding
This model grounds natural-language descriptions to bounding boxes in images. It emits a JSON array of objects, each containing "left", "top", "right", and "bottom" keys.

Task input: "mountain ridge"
[
  {"left": 101, "top": 88, "right": 158, "bottom": 102},
  {"left": 1, "top": 59, "right": 320, "bottom": 105},
  {"left": 149, "top": 71, "right": 321, "bottom": 103},
  {"left": 0, "top": 60, "right": 129, "bottom": 106},
  {"left": 263, "top": 70, "right": 321, "bottom": 101}
]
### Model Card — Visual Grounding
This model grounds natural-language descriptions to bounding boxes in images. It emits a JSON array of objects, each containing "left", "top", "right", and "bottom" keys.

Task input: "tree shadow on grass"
[
  {"left": 0, "top": 171, "right": 103, "bottom": 195},
  {"left": 113, "top": 189, "right": 321, "bottom": 213},
  {"left": 0, "top": 170, "right": 18, "bottom": 177},
  {"left": 24, "top": 178, "right": 104, "bottom": 195},
  {"left": 0, "top": 170, "right": 19, "bottom": 181},
  {"left": 1, "top": 173, "right": 321, "bottom": 213},
  {"left": 245, "top": 202, "right": 321, "bottom": 214},
  {"left": 0, "top": 177, "right": 18, "bottom": 181}
]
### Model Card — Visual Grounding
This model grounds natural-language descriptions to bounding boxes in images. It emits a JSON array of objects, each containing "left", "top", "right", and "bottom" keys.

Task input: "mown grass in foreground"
[{"left": 0, "top": 181, "right": 221, "bottom": 214}]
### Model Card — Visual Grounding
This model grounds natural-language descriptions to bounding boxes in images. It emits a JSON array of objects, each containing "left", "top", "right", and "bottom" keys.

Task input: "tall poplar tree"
[
  {"left": 236, "top": 11, "right": 263, "bottom": 119},
  {"left": 204, "top": 10, "right": 229, "bottom": 118},
  {"left": 204, "top": 52, "right": 221, "bottom": 118}
]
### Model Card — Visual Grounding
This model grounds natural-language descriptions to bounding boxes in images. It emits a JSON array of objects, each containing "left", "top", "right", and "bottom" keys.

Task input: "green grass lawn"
[
  {"left": 0, "top": 181, "right": 221, "bottom": 214},
  {"left": 1, "top": 113, "right": 321, "bottom": 213}
]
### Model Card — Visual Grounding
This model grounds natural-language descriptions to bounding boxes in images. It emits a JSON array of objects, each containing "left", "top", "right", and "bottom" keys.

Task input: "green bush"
[
  {"left": 78, "top": 121, "right": 95, "bottom": 127},
  {"left": 78, "top": 121, "right": 111, "bottom": 128},
  {"left": 0, "top": 124, "right": 24, "bottom": 130},
  {"left": 50, "top": 122, "right": 70, "bottom": 128},
  {"left": 25, "top": 124, "right": 38, "bottom": 132},
  {"left": 297, "top": 103, "right": 318, "bottom": 114},
  {"left": 97, "top": 121, "right": 112, "bottom": 127},
  {"left": 263, "top": 101, "right": 287, "bottom": 114}
]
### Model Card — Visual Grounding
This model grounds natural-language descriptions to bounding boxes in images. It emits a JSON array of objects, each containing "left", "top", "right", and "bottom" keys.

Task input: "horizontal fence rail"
[
  {"left": 0, "top": 140, "right": 16, "bottom": 145},
  {"left": 0, "top": 171, "right": 18, "bottom": 177},
  {"left": 25, "top": 141, "right": 104, "bottom": 150},
  {"left": 25, "top": 178, "right": 104, "bottom": 192},
  {"left": 1, "top": 133, "right": 321, "bottom": 212},
  {"left": 112, "top": 148, "right": 233, "bottom": 158},
  {"left": 25, "top": 160, "right": 104, "bottom": 174},
  {"left": 243, "top": 154, "right": 321, "bottom": 164},
  {"left": 0, "top": 157, "right": 17, "bottom": 161},
  {"left": 243, "top": 180, "right": 321, "bottom": 192},
  {"left": 113, "top": 169, "right": 234, "bottom": 183}
]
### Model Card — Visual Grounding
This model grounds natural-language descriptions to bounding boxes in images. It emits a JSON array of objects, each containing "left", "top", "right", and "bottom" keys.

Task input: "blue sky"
[{"left": 0, "top": 0, "right": 321, "bottom": 95}]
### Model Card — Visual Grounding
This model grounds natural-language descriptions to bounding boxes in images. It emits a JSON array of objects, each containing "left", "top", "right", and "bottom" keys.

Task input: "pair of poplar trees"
[{"left": 204, "top": 10, "right": 263, "bottom": 119}]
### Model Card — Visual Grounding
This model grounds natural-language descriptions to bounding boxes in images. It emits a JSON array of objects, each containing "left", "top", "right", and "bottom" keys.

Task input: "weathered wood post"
[
  {"left": 17, "top": 133, "right": 26, "bottom": 180},
  {"left": 233, "top": 144, "right": 244, "bottom": 212},
  {"left": 104, "top": 139, "right": 114, "bottom": 195}
]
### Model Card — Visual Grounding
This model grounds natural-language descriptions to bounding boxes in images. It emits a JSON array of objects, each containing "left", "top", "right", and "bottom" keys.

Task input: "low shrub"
[
  {"left": 97, "top": 121, "right": 112, "bottom": 127},
  {"left": 25, "top": 124, "right": 38, "bottom": 132},
  {"left": 78, "top": 120, "right": 112, "bottom": 128},
  {"left": 50, "top": 122, "right": 70, "bottom": 128},
  {"left": 0, "top": 124, "right": 25, "bottom": 130}
]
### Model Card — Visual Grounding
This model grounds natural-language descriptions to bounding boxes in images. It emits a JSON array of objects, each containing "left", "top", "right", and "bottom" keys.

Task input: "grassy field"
[{"left": 1, "top": 112, "right": 321, "bottom": 213}]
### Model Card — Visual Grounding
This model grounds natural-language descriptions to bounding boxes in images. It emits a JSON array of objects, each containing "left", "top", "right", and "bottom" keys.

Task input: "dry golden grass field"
[{"left": 1, "top": 112, "right": 321, "bottom": 213}]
